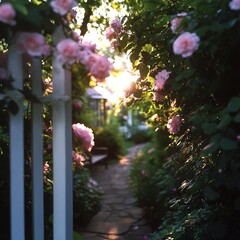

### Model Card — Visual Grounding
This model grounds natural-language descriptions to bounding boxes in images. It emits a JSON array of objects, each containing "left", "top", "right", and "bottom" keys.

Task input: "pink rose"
[
  {"left": 167, "top": 115, "right": 181, "bottom": 135},
  {"left": 77, "top": 42, "right": 97, "bottom": 64},
  {"left": 79, "top": 42, "right": 97, "bottom": 53},
  {"left": 43, "top": 162, "right": 49, "bottom": 174},
  {"left": 171, "top": 17, "right": 182, "bottom": 33},
  {"left": 16, "top": 32, "right": 47, "bottom": 57},
  {"left": 153, "top": 92, "right": 164, "bottom": 102},
  {"left": 110, "top": 39, "right": 120, "bottom": 48},
  {"left": 72, "top": 151, "right": 85, "bottom": 165},
  {"left": 106, "top": 27, "right": 116, "bottom": 40},
  {"left": 110, "top": 18, "right": 122, "bottom": 34},
  {"left": 0, "top": 3, "right": 16, "bottom": 26},
  {"left": 154, "top": 69, "right": 171, "bottom": 91},
  {"left": 229, "top": 0, "right": 240, "bottom": 10},
  {"left": 56, "top": 38, "right": 79, "bottom": 65},
  {"left": 72, "top": 123, "right": 95, "bottom": 151},
  {"left": 173, "top": 32, "right": 200, "bottom": 58},
  {"left": 77, "top": 49, "right": 91, "bottom": 65},
  {"left": 88, "top": 55, "right": 113, "bottom": 81},
  {"left": 72, "top": 31, "right": 82, "bottom": 42},
  {"left": 50, "top": 0, "right": 78, "bottom": 16}
]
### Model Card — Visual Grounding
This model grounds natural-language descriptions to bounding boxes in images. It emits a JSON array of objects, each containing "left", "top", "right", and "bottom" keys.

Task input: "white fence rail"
[{"left": 7, "top": 43, "right": 73, "bottom": 240}]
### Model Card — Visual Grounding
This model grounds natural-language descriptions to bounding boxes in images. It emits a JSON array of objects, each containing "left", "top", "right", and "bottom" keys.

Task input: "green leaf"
[
  {"left": 12, "top": 3, "right": 28, "bottom": 15},
  {"left": 139, "top": 64, "right": 149, "bottom": 79},
  {"left": 217, "top": 114, "right": 231, "bottom": 129},
  {"left": 142, "top": 0, "right": 160, "bottom": 11},
  {"left": 202, "top": 122, "right": 217, "bottom": 135},
  {"left": 175, "top": 69, "right": 195, "bottom": 82},
  {"left": 202, "top": 142, "right": 219, "bottom": 155},
  {"left": 220, "top": 138, "right": 238, "bottom": 150},
  {"left": 204, "top": 186, "right": 220, "bottom": 201},
  {"left": 227, "top": 97, "right": 240, "bottom": 112},
  {"left": 73, "top": 231, "right": 84, "bottom": 240},
  {"left": 48, "top": 214, "right": 53, "bottom": 224},
  {"left": 32, "top": 0, "right": 43, "bottom": 5},
  {"left": 234, "top": 113, "right": 240, "bottom": 122}
]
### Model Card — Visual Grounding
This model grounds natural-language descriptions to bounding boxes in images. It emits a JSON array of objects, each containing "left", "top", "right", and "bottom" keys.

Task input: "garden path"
[{"left": 80, "top": 143, "right": 152, "bottom": 240}]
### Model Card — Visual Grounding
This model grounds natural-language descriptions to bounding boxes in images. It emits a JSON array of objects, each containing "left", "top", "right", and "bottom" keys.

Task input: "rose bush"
[{"left": 116, "top": 0, "right": 240, "bottom": 239}]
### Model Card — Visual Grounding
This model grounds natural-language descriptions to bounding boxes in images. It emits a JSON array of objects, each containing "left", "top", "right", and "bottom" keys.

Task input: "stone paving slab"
[{"left": 80, "top": 144, "right": 152, "bottom": 239}]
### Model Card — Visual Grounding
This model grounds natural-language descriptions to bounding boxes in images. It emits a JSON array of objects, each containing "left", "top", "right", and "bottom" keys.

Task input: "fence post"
[
  {"left": 52, "top": 29, "right": 73, "bottom": 240},
  {"left": 8, "top": 45, "right": 25, "bottom": 240},
  {"left": 32, "top": 58, "right": 44, "bottom": 240}
]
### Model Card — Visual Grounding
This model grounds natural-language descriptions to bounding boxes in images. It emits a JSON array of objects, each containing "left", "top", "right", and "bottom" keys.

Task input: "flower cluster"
[
  {"left": 171, "top": 12, "right": 200, "bottom": 58},
  {"left": 43, "top": 162, "right": 49, "bottom": 174},
  {"left": 56, "top": 38, "right": 113, "bottom": 81},
  {"left": 72, "top": 151, "right": 85, "bottom": 165},
  {"left": 167, "top": 115, "right": 181, "bottom": 135},
  {"left": 154, "top": 70, "right": 171, "bottom": 91},
  {"left": 106, "top": 18, "right": 123, "bottom": 48},
  {"left": 153, "top": 69, "right": 171, "bottom": 102},
  {"left": 72, "top": 123, "right": 95, "bottom": 151}
]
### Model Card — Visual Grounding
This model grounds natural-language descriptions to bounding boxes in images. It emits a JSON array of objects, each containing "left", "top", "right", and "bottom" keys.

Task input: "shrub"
[
  {"left": 120, "top": 0, "right": 240, "bottom": 239},
  {"left": 73, "top": 167, "right": 103, "bottom": 227},
  {"left": 129, "top": 127, "right": 152, "bottom": 144},
  {"left": 94, "top": 113, "right": 126, "bottom": 159},
  {"left": 129, "top": 139, "right": 177, "bottom": 229}
]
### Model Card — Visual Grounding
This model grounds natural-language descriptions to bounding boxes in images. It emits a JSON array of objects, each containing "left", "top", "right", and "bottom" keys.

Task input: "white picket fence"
[{"left": 7, "top": 39, "right": 73, "bottom": 240}]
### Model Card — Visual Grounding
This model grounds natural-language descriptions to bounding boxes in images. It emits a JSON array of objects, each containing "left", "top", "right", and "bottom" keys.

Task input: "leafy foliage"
[
  {"left": 122, "top": 0, "right": 240, "bottom": 239},
  {"left": 94, "top": 112, "right": 126, "bottom": 158}
]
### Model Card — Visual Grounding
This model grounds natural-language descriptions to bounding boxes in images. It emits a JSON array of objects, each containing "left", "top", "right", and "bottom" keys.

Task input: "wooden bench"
[{"left": 90, "top": 147, "right": 108, "bottom": 169}]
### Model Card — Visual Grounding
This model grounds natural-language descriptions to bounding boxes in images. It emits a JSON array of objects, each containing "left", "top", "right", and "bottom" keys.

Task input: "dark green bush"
[
  {"left": 94, "top": 114, "right": 126, "bottom": 159},
  {"left": 129, "top": 141, "right": 177, "bottom": 229},
  {"left": 73, "top": 167, "right": 103, "bottom": 227},
  {"left": 129, "top": 127, "right": 152, "bottom": 144}
]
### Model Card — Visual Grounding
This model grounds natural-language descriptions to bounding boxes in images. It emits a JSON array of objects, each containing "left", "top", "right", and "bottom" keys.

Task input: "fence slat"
[
  {"left": 8, "top": 45, "right": 25, "bottom": 240},
  {"left": 52, "top": 54, "right": 73, "bottom": 240},
  {"left": 32, "top": 58, "right": 44, "bottom": 240}
]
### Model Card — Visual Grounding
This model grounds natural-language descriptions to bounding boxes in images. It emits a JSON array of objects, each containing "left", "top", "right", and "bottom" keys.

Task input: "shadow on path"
[{"left": 80, "top": 143, "right": 152, "bottom": 240}]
